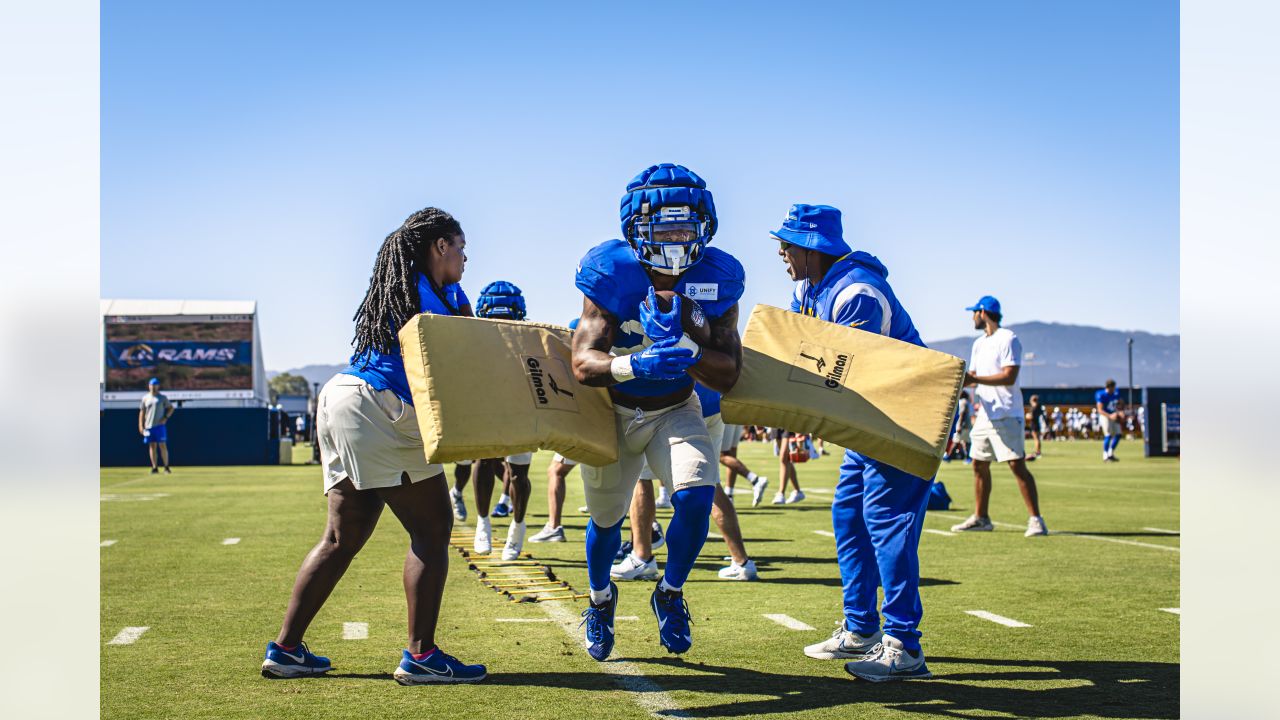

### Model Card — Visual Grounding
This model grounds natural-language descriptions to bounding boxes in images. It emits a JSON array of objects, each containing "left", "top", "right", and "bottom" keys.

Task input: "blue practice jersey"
[
  {"left": 576, "top": 239, "right": 745, "bottom": 398},
  {"left": 343, "top": 274, "right": 469, "bottom": 404},
  {"left": 694, "top": 383, "right": 721, "bottom": 418},
  {"left": 1095, "top": 388, "right": 1121, "bottom": 413},
  {"left": 790, "top": 251, "right": 925, "bottom": 347}
]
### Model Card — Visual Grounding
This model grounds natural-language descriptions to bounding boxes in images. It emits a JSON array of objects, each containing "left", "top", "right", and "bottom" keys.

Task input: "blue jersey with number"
[
  {"left": 343, "top": 274, "right": 469, "bottom": 405},
  {"left": 790, "top": 251, "right": 924, "bottom": 347},
  {"left": 575, "top": 239, "right": 744, "bottom": 398},
  {"left": 1095, "top": 388, "right": 1121, "bottom": 413}
]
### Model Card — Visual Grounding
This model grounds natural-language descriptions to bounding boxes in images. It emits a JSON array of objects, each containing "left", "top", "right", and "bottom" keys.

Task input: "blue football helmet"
[
  {"left": 476, "top": 280, "right": 526, "bottom": 320},
  {"left": 619, "top": 164, "right": 717, "bottom": 276}
]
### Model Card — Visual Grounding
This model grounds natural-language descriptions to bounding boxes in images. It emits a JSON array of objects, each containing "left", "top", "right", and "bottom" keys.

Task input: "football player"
[{"left": 572, "top": 164, "right": 744, "bottom": 660}]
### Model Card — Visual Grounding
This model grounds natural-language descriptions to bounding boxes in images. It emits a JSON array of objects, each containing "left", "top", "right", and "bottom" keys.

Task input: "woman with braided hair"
[{"left": 261, "top": 207, "right": 487, "bottom": 685}]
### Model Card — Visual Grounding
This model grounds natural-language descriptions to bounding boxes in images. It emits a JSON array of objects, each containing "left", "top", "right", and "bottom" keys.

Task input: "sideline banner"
[
  {"left": 399, "top": 314, "right": 617, "bottom": 467},
  {"left": 722, "top": 305, "right": 965, "bottom": 479}
]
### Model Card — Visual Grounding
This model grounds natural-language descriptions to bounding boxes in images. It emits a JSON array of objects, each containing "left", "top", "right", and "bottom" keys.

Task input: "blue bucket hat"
[
  {"left": 965, "top": 296, "right": 1001, "bottom": 315},
  {"left": 770, "top": 204, "right": 851, "bottom": 256},
  {"left": 148, "top": 377, "right": 160, "bottom": 385}
]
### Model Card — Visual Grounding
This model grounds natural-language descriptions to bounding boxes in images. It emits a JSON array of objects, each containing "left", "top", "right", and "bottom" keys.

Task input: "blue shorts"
[{"left": 143, "top": 424, "right": 168, "bottom": 444}]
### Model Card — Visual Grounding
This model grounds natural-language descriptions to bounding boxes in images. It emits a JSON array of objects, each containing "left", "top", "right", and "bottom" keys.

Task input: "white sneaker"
[
  {"left": 610, "top": 552, "right": 658, "bottom": 581},
  {"left": 950, "top": 515, "right": 994, "bottom": 532},
  {"left": 577, "top": 505, "right": 590, "bottom": 514},
  {"left": 751, "top": 477, "right": 769, "bottom": 507},
  {"left": 717, "top": 558, "right": 758, "bottom": 581},
  {"left": 804, "top": 622, "right": 883, "bottom": 659},
  {"left": 1025, "top": 515, "right": 1048, "bottom": 537},
  {"left": 844, "top": 635, "right": 932, "bottom": 682},
  {"left": 772, "top": 492, "right": 786, "bottom": 505},
  {"left": 786, "top": 490, "right": 805, "bottom": 504},
  {"left": 473, "top": 517, "right": 492, "bottom": 555},
  {"left": 502, "top": 521, "right": 527, "bottom": 560},
  {"left": 449, "top": 488, "right": 467, "bottom": 522},
  {"left": 655, "top": 488, "right": 672, "bottom": 509},
  {"left": 529, "top": 524, "right": 566, "bottom": 543}
]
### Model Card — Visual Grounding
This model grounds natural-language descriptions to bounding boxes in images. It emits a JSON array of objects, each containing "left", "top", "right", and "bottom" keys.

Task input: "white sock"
[
  {"left": 658, "top": 577, "right": 682, "bottom": 593},
  {"left": 747, "top": 471, "right": 759, "bottom": 483},
  {"left": 449, "top": 487, "right": 460, "bottom": 497},
  {"left": 589, "top": 586, "right": 613, "bottom": 604},
  {"left": 498, "top": 493, "right": 511, "bottom": 505}
]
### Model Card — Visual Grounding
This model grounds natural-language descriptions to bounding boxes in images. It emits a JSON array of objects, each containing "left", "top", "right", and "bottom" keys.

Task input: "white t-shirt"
[{"left": 968, "top": 327, "right": 1023, "bottom": 421}]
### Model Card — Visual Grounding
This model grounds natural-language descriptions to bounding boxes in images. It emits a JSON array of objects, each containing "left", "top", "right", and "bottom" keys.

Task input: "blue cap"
[
  {"left": 148, "top": 377, "right": 160, "bottom": 385},
  {"left": 965, "top": 296, "right": 1001, "bottom": 315},
  {"left": 770, "top": 204, "right": 851, "bottom": 256}
]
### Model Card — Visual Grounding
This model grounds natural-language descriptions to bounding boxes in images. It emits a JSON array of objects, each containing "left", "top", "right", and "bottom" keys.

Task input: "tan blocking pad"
[
  {"left": 721, "top": 305, "right": 966, "bottom": 479},
  {"left": 399, "top": 315, "right": 618, "bottom": 467}
]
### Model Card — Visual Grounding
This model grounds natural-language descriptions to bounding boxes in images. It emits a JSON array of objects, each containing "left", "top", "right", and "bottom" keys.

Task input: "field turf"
[{"left": 101, "top": 439, "right": 1178, "bottom": 719}]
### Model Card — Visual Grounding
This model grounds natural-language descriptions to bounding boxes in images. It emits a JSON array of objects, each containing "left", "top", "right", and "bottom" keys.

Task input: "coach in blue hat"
[{"left": 771, "top": 203, "right": 936, "bottom": 682}]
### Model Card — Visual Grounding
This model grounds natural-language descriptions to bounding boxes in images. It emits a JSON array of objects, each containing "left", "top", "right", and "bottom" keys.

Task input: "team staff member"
[
  {"left": 774, "top": 204, "right": 933, "bottom": 682},
  {"left": 1096, "top": 379, "right": 1124, "bottom": 462},
  {"left": 951, "top": 296, "right": 1048, "bottom": 537},
  {"left": 139, "top": 377, "right": 175, "bottom": 473},
  {"left": 261, "top": 207, "right": 486, "bottom": 685}
]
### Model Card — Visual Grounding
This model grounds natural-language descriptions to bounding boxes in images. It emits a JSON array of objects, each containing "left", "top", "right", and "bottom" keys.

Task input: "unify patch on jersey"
[
  {"left": 683, "top": 283, "right": 719, "bottom": 302},
  {"left": 788, "top": 340, "right": 852, "bottom": 393},
  {"left": 522, "top": 356, "right": 580, "bottom": 412}
]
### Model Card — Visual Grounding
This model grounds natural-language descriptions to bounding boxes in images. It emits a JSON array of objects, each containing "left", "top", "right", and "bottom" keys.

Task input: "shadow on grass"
[{"left": 486, "top": 655, "right": 1177, "bottom": 719}]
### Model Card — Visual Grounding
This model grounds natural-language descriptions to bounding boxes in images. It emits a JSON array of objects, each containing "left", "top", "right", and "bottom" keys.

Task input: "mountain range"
[{"left": 269, "top": 322, "right": 1179, "bottom": 390}]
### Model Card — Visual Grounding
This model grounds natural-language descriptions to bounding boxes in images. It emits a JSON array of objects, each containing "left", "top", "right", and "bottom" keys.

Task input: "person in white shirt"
[{"left": 950, "top": 296, "right": 1047, "bottom": 537}]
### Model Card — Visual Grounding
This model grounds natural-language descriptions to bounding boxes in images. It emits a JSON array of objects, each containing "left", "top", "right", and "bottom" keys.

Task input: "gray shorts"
[{"left": 318, "top": 374, "right": 444, "bottom": 492}]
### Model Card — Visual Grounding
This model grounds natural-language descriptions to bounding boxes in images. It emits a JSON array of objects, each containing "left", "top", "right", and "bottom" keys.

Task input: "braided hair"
[{"left": 351, "top": 207, "right": 462, "bottom": 361}]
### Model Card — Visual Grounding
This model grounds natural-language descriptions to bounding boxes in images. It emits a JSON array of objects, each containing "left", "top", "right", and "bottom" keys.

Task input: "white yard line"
[
  {"left": 1143, "top": 527, "right": 1180, "bottom": 534},
  {"left": 540, "top": 601, "right": 686, "bottom": 718},
  {"left": 706, "top": 532, "right": 722, "bottom": 539},
  {"left": 924, "top": 529, "right": 956, "bottom": 537},
  {"left": 803, "top": 488, "right": 833, "bottom": 494},
  {"left": 342, "top": 622, "right": 368, "bottom": 640},
  {"left": 1034, "top": 480, "right": 1178, "bottom": 496},
  {"left": 933, "top": 512, "right": 1179, "bottom": 553},
  {"left": 100, "top": 540, "right": 117, "bottom": 547},
  {"left": 763, "top": 614, "right": 815, "bottom": 631},
  {"left": 497, "top": 615, "right": 638, "bottom": 623},
  {"left": 1159, "top": 608, "right": 1180, "bottom": 615},
  {"left": 100, "top": 493, "right": 171, "bottom": 502},
  {"left": 221, "top": 538, "right": 241, "bottom": 545},
  {"left": 965, "top": 610, "right": 1032, "bottom": 628},
  {"left": 812, "top": 530, "right": 835, "bottom": 537},
  {"left": 107, "top": 626, "right": 149, "bottom": 645}
]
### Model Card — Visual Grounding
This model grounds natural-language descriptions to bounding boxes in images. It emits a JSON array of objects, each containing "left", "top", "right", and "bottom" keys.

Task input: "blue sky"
[{"left": 101, "top": 0, "right": 1178, "bottom": 371}]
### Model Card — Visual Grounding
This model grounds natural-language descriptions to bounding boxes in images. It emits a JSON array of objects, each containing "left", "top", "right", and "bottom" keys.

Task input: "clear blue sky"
[{"left": 101, "top": 0, "right": 1178, "bottom": 371}]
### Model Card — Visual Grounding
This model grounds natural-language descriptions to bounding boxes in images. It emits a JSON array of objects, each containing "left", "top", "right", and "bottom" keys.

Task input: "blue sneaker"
[
  {"left": 651, "top": 521, "right": 665, "bottom": 551},
  {"left": 651, "top": 586, "right": 693, "bottom": 654},
  {"left": 614, "top": 540, "right": 634, "bottom": 562},
  {"left": 261, "top": 641, "right": 331, "bottom": 678},
  {"left": 393, "top": 648, "right": 487, "bottom": 685},
  {"left": 579, "top": 582, "right": 618, "bottom": 661},
  {"left": 491, "top": 502, "right": 511, "bottom": 518}
]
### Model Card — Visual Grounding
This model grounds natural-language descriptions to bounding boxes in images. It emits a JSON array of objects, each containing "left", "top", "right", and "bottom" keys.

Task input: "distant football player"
[
  {"left": 138, "top": 377, "right": 174, "bottom": 473},
  {"left": 773, "top": 203, "right": 934, "bottom": 681},
  {"left": 572, "top": 163, "right": 744, "bottom": 660},
  {"left": 261, "top": 207, "right": 485, "bottom": 684},
  {"left": 1096, "top": 379, "right": 1124, "bottom": 461}
]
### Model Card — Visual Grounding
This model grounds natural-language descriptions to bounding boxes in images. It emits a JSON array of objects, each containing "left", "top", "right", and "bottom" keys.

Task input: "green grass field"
[{"left": 101, "top": 440, "right": 1178, "bottom": 719}]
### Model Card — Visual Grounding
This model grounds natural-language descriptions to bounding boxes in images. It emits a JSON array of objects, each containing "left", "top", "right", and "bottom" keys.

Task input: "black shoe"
[
  {"left": 164, "top": 467, "right": 172, "bottom": 474},
  {"left": 614, "top": 540, "right": 634, "bottom": 563},
  {"left": 151, "top": 468, "right": 159, "bottom": 474}
]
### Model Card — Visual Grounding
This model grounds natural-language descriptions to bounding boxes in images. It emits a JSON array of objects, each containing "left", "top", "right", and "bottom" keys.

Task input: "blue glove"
[
  {"left": 640, "top": 287, "right": 683, "bottom": 342},
  {"left": 629, "top": 336, "right": 697, "bottom": 381}
]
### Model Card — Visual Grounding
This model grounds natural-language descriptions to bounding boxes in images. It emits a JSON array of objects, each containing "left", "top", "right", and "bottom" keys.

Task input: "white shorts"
[
  {"left": 506, "top": 452, "right": 534, "bottom": 465},
  {"left": 1100, "top": 415, "right": 1123, "bottom": 437},
  {"left": 721, "top": 422, "right": 740, "bottom": 453},
  {"left": 968, "top": 415, "right": 1026, "bottom": 463},
  {"left": 317, "top": 374, "right": 444, "bottom": 492},
  {"left": 580, "top": 395, "right": 717, "bottom": 527},
  {"left": 551, "top": 453, "right": 579, "bottom": 467},
  {"left": 638, "top": 412, "right": 723, "bottom": 485}
]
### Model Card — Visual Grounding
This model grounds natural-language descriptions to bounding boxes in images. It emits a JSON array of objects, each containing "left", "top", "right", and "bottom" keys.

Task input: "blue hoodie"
[{"left": 789, "top": 251, "right": 925, "bottom": 348}]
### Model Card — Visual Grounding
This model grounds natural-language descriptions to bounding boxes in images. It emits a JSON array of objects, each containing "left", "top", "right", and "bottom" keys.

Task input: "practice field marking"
[
  {"left": 965, "top": 610, "right": 1032, "bottom": 628},
  {"left": 1034, "top": 480, "right": 1178, "bottom": 496},
  {"left": 342, "top": 622, "right": 368, "bottom": 640},
  {"left": 1160, "top": 608, "right": 1181, "bottom": 615},
  {"left": 107, "top": 626, "right": 150, "bottom": 645},
  {"left": 221, "top": 538, "right": 241, "bottom": 545},
  {"left": 812, "top": 530, "right": 835, "bottom": 537},
  {"left": 933, "top": 512, "right": 1179, "bottom": 553},
  {"left": 803, "top": 488, "right": 833, "bottom": 494},
  {"left": 497, "top": 616, "right": 638, "bottom": 623},
  {"left": 707, "top": 532, "right": 722, "bottom": 539},
  {"left": 101, "top": 493, "right": 170, "bottom": 503},
  {"left": 763, "top": 614, "right": 815, "bottom": 631},
  {"left": 924, "top": 529, "right": 956, "bottom": 537},
  {"left": 1143, "top": 527, "right": 1180, "bottom": 534},
  {"left": 100, "top": 540, "right": 117, "bottom": 547},
  {"left": 540, "top": 601, "right": 686, "bottom": 718}
]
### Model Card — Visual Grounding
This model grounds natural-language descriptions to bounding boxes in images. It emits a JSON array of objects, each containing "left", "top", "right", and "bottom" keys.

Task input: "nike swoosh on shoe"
[{"left": 280, "top": 651, "right": 306, "bottom": 664}]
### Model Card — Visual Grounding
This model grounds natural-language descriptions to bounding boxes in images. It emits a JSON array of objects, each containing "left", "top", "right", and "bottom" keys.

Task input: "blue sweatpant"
[{"left": 833, "top": 450, "right": 933, "bottom": 650}]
